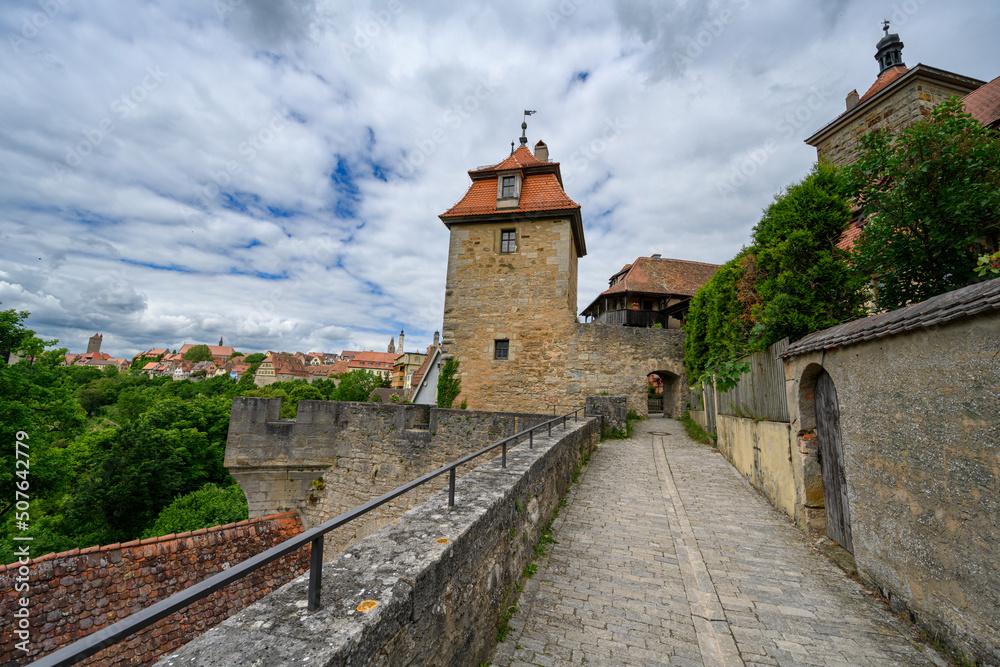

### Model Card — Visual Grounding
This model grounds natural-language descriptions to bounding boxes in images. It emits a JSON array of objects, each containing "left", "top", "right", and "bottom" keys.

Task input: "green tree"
[
  {"left": 684, "top": 164, "right": 863, "bottom": 383},
  {"left": 683, "top": 255, "right": 752, "bottom": 383},
  {"left": 183, "top": 344, "right": 214, "bottom": 362},
  {"left": 331, "top": 370, "right": 381, "bottom": 402},
  {"left": 436, "top": 359, "right": 461, "bottom": 408},
  {"left": 748, "top": 162, "right": 866, "bottom": 347},
  {"left": 847, "top": 96, "right": 1000, "bottom": 310},
  {"left": 143, "top": 483, "right": 248, "bottom": 538}
]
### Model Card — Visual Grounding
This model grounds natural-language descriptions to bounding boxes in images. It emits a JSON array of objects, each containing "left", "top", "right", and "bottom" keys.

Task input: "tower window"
[
  {"left": 501, "top": 175, "right": 516, "bottom": 198},
  {"left": 500, "top": 229, "right": 517, "bottom": 253},
  {"left": 494, "top": 339, "right": 509, "bottom": 360}
]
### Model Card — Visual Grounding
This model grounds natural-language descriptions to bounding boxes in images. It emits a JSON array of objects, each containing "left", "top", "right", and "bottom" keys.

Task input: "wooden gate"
[{"left": 815, "top": 370, "right": 853, "bottom": 552}]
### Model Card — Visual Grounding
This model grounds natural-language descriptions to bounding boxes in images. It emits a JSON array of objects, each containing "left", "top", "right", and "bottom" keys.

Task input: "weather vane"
[
  {"left": 882, "top": 19, "right": 890, "bottom": 35},
  {"left": 520, "top": 110, "right": 537, "bottom": 146}
]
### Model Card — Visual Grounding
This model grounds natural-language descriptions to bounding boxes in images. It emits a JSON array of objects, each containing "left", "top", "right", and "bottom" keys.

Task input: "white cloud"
[{"left": 1, "top": 0, "right": 998, "bottom": 358}]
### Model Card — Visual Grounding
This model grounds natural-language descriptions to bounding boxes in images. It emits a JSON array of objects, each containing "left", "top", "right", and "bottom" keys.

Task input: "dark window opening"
[
  {"left": 494, "top": 339, "right": 509, "bottom": 360},
  {"left": 501, "top": 175, "right": 516, "bottom": 198},
  {"left": 500, "top": 229, "right": 516, "bottom": 254}
]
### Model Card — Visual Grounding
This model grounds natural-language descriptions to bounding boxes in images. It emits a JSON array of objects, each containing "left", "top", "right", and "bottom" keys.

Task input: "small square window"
[
  {"left": 494, "top": 339, "right": 509, "bottom": 360},
  {"left": 501, "top": 175, "right": 516, "bottom": 198},
  {"left": 500, "top": 229, "right": 516, "bottom": 254}
]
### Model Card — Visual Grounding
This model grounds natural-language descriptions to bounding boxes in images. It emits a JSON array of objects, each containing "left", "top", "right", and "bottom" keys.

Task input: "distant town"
[{"left": 58, "top": 329, "right": 441, "bottom": 399}]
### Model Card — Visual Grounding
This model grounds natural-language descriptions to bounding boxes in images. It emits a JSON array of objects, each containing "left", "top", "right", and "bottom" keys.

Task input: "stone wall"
[
  {"left": 0, "top": 512, "right": 307, "bottom": 667},
  {"left": 226, "top": 398, "right": 552, "bottom": 555},
  {"left": 573, "top": 324, "right": 688, "bottom": 417},
  {"left": 441, "top": 217, "right": 579, "bottom": 414},
  {"left": 815, "top": 76, "right": 974, "bottom": 167},
  {"left": 783, "top": 312, "right": 1000, "bottom": 664},
  {"left": 158, "top": 416, "right": 601, "bottom": 667}
]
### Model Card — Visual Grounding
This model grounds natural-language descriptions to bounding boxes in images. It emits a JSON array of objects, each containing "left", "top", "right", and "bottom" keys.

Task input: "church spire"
[{"left": 875, "top": 20, "right": 905, "bottom": 75}]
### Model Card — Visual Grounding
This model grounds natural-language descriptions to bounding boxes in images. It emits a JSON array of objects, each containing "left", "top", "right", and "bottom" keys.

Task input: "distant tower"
[
  {"left": 875, "top": 20, "right": 905, "bottom": 74},
  {"left": 433, "top": 330, "right": 440, "bottom": 346},
  {"left": 219, "top": 336, "right": 224, "bottom": 346},
  {"left": 387, "top": 337, "right": 395, "bottom": 354},
  {"left": 397, "top": 330, "right": 405, "bottom": 354},
  {"left": 87, "top": 333, "right": 103, "bottom": 355}
]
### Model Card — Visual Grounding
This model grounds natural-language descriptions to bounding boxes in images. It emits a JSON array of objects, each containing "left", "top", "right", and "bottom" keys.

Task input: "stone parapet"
[{"left": 158, "top": 417, "right": 601, "bottom": 666}]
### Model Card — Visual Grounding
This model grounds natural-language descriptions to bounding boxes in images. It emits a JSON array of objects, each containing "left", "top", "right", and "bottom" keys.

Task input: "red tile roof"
[
  {"left": 859, "top": 65, "right": 908, "bottom": 104},
  {"left": 601, "top": 256, "right": 721, "bottom": 298},
  {"left": 441, "top": 147, "right": 580, "bottom": 219},
  {"left": 963, "top": 74, "right": 1000, "bottom": 127},
  {"left": 581, "top": 256, "right": 720, "bottom": 316}
]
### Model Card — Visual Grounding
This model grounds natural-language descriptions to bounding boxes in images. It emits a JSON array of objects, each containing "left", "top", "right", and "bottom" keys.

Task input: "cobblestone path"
[{"left": 491, "top": 417, "right": 946, "bottom": 667}]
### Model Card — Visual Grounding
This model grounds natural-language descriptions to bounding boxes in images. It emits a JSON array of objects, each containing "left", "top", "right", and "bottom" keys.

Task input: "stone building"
[
  {"left": 805, "top": 23, "right": 984, "bottom": 168},
  {"left": 439, "top": 124, "right": 688, "bottom": 415}
]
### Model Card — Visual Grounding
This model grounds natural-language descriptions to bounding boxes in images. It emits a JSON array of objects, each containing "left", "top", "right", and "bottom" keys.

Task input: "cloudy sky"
[{"left": 2, "top": 0, "right": 998, "bottom": 359}]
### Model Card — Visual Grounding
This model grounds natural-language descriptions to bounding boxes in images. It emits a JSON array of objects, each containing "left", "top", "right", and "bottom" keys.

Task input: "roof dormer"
[{"left": 496, "top": 170, "right": 522, "bottom": 209}]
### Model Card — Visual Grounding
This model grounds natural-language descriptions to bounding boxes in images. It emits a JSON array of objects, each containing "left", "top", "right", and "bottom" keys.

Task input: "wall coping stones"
[{"left": 157, "top": 417, "right": 601, "bottom": 667}]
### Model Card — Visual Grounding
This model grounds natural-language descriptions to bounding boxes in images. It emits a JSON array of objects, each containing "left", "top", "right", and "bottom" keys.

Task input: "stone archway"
[{"left": 648, "top": 369, "right": 682, "bottom": 417}]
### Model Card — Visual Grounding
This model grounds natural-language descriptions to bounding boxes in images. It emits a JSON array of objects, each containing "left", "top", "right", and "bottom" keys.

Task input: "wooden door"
[{"left": 816, "top": 370, "right": 853, "bottom": 552}]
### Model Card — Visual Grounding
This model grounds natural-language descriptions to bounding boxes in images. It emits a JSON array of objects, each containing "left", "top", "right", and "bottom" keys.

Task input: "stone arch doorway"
[{"left": 647, "top": 370, "right": 681, "bottom": 417}]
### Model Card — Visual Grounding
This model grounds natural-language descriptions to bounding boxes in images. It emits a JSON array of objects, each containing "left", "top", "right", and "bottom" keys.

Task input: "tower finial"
[
  {"left": 874, "top": 22, "right": 904, "bottom": 75},
  {"left": 520, "top": 110, "right": 536, "bottom": 147}
]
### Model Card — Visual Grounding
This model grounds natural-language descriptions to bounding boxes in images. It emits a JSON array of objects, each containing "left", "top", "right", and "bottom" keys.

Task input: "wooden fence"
[
  {"left": 692, "top": 338, "right": 789, "bottom": 431},
  {"left": 716, "top": 338, "right": 790, "bottom": 422}
]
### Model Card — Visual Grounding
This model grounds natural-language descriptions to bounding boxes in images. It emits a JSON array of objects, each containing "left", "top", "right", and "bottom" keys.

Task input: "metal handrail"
[{"left": 31, "top": 406, "right": 589, "bottom": 667}]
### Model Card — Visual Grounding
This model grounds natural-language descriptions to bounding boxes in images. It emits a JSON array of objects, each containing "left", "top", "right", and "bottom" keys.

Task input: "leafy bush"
[{"left": 143, "top": 483, "right": 249, "bottom": 538}]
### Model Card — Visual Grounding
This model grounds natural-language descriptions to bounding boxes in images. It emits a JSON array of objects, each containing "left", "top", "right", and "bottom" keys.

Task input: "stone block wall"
[
  {"left": 783, "top": 312, "right": 1000, "bottom": 664},
  {"left": 815, "top": 77, "right": 974, "bottom": 167},
  {"left": 585, "top": 395, "right": 626, "bottom": 433},
  {"left": 441, "top": 217, "right": 579, "bottom": 414},
  {"left": 0, "top": 512, "right": 307, "bottom": 667},
  {"left": 158, "top": 417, "right": 602, "bottom": 667},
  {"left": 225, "top": 398, "right": 552, "bottom": 555}
]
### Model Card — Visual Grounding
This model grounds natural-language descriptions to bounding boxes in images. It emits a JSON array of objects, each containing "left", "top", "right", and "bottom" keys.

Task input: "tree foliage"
[
  {"left": 846, "top": 96, "right": 1000, "bottom": 310},
  {"left": 183, "top": 344, "right": 214, "bottom": 362},
  {"left": 684, "top": 164, "right": 862, "bottom": 382},
  {"left": 436, "top": 358, "right": 461, "bottom": 408},
  {"left": 143, "top": 483, "right": 248, "bottom": 538}
]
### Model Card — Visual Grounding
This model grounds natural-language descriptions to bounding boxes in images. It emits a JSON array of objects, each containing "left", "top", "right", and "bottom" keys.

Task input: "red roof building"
[{"left": 580, "top": 255, "right": 721, "bottom": 328}]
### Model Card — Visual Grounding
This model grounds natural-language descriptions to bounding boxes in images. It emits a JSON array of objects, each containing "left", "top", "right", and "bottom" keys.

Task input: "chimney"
[
  {"left": 433, "top": 331, "right": 440, "bottom": 346},
  {"left": 846, "top": 89, "right": 860, "bottom": 111},
  {"left": 534, "top": 140, "right": 548, "bottom": 162}
]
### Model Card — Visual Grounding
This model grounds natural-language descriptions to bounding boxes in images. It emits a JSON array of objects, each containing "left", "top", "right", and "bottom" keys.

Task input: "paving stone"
[{"left": 491, "top": 417, "right": 945, "bottom": 666}]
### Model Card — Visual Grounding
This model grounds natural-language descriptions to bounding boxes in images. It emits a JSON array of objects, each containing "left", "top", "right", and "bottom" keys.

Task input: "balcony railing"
[{"left": 592, "top": 309, "right": 668, "bottom": 328}]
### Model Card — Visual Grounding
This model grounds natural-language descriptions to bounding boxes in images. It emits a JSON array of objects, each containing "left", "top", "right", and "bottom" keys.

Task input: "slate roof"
[
  {"left": 780, "top": 277, "right": 1000, "bottom": 358},
  {"left": 963, "top": 74, "right": 1000, "bottom": 128}
]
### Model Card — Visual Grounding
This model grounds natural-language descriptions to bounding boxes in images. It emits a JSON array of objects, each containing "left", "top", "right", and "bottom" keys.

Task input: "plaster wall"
[
  {"left": 715, "top": 416, "right": 797, "bottom": 519},
  {"left": 783, "top": 313, "right": 1000, "bottom": 664}
]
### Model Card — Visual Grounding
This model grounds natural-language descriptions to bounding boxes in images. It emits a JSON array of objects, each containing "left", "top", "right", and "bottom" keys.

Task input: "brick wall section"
[
  {"left": 158, "top": 417, "right": 602, "bottom": 666},
  {"left": 815, "top": 77, "right": 974, "bottom": 167},
  {"left": 783, "top": 312, "right": 1000, "bottom": 664},
  {"left": 0, "top": 512, "right": 307, "bottom": 667},
  {"left": 225, "top": 398, "right": 552, "bottom": 555}
]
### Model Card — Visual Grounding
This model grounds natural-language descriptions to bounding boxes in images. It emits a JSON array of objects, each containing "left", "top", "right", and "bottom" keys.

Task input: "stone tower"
[
  {"left": 397, "top": 330, "right": 405, "bottom": 354},
  {"left": 87, "top": 333, "right": 102, "bottom": 355},
  {"left": 439, "top": 126, "right": 586, "bottom": 412}
]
